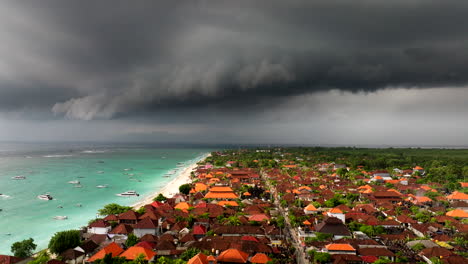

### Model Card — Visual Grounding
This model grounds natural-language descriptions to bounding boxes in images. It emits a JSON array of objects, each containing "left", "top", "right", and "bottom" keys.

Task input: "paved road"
[{"left": 262, "top": 171, "right": 309, "bottom": 264}]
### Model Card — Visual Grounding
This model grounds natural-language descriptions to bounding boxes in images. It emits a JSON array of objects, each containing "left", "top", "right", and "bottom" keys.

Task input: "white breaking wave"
[
  {"left": 81, "top": 150, "right": 107, "bottom": 154},
  {"left": 43, "top": 154, "right": 73, "bottom": 158}
]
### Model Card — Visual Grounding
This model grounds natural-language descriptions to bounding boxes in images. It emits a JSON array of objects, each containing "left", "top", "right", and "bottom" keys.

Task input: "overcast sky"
[{"left": 1, "top": 0, "right": 467, "bottom": 146}]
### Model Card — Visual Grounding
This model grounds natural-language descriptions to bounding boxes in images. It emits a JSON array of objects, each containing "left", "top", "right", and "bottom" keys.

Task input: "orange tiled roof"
[
  {"left": 119, "top": 246, "right": 156, "bottom": 260},
  {"left": 250, "top": 253, "right": 272, "bottom": 264},
  {"left": 210, "top": 186, "right": 234, "bottom": 192},
  {"left": 414, "top": 196, "right": 432, "bottom": 204},
  {"left": 88, "top": 242, "right": 124, "bottom": 262},
  {"left": 194, "top": 183, "right": 208, "bottom": 192},
  {"left": 325, "top": 243, "right": 355, "bottom": 251},
  {"left": 329, "top": 208, "right": 343, "bottom": 214},
  {"left": 304, "top": 204, "right": 318, "bottom": 211},
  {"left": 204, "top": 191, "right": 238, "bottom": 199},
  {"left": 218, "top": 200, "right": 239, "bottom": 207},
  {"left": 445, "top": 209, "right": 468, "bottom": 218},
  {"left": 460, "top": 182, "right": 468, "bottom": 188},
  {"left": 446, "top": 191, "right": 468, "bottom": 200},
  {"left": 187, "top": 253, "right": 209, "bottom": 264},
  {"left": 174, "top": 202, "right": 191, "bottom": 211},
  {"left": 217, "top": 248, "right": 248, "bottom": 263},
  {"left": 414, "top": 166, "right": 424, "bottom": 170},
  {"left": 303, "top": 220, "right": 312, "bottom": 225}
]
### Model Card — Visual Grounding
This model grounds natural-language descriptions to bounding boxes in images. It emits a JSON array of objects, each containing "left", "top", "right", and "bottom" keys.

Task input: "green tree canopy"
[
  {"left": 27, "top": 251, "right": 49, "bottom": 264},
  {"left": 48, "top": 230, "right": 81, "bottom": 254},
  {"left": 179, "top": 184, "right": 191, "bottom": 195},
  {"left": 98, "top": 203, "right": 133, "bottom": 216},
  {"left": 153, "top": 193, "right": 167, "bottom": 202},
  {"left": 10, "top": 238, "right": 36, "bottom": 258},
  {"left": 125, "top": 233, "right": 139, "bottom": 248}
]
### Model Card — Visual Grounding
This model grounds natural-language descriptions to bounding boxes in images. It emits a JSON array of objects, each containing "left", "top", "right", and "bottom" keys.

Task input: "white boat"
[
  {"left": 68, "top": 180, "right": 80, "bottom": 184},
  {"left": 116, "top": 190, "right": 139, "bottom": 197},
  {"left": 53, "top": 216, "right": 68, "bottom": 220},
  {"left": 123, "top": 168, "right": 132, "bottom": 171},
  {"left": 12, "top": 175, "right": 26, "bottom": 180},
  {"left": 0, "top": 194, "right": 10, "bottom": 198},
  {"left": 96, "top": 185, "right": 108, "bottom": 188},
  {"left": 97, "top": 171, "right": 104, "bottom": 174},
  {"left": 38, "top": 194, "right": 53, "bottom": 200}
]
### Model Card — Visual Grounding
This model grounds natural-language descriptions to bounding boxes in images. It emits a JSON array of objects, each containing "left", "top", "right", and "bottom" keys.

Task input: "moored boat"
[
  {"left": 11, "top": 175, "right": 26, "bottom": 180},
  {"left": 68, "top": 180, "right": 80, "bottom": 184},
  {"left": 38, "top": 194, "right": 53, "bottom": 200},
  {"left": 116, "top": 190, "right": 139, "bottom": 197},
  {"left": 53, "top": 216, "right": 68, "bottom": 220}
]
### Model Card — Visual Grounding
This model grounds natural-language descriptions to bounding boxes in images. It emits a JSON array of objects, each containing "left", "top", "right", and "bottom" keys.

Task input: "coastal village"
[{"left": 2, "top": 148, "right": 468, "bottom": 264}]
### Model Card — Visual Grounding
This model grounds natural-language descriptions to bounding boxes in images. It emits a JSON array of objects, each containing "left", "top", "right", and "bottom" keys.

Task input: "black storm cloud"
[{"left": 0, "top": 0, "right": 467, "bottom": 120}]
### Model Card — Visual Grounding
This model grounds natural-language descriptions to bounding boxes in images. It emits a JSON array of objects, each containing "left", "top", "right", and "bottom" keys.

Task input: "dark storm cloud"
[{"left": 1, "top": 0, "right": 468, "bottom": 119}]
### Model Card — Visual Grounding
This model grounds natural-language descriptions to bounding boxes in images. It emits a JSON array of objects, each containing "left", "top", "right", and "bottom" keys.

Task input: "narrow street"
[{"left": 262, "top": 171, "right": 309, "bottom": 264}]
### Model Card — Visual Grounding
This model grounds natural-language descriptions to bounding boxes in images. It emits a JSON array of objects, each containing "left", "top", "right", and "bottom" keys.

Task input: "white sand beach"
[{"left": 132, "top": 153, "right": 210, "bottom": 209}]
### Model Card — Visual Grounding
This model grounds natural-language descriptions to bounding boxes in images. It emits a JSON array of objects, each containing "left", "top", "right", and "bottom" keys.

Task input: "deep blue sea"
[{"left": 0, "top": 142, "right": 210, "bottom": 254}]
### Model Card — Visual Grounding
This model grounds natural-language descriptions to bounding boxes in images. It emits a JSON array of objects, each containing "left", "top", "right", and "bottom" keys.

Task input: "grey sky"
[{"left": 0, "top": 1, "right": 467, "bottom": 145}]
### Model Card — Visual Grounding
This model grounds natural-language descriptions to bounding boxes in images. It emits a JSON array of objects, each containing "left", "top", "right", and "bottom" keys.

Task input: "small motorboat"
[
  {"left": 68, "top": 180, "right": 80, "bottom": 184},
  {"left": 96, "top": 185, "right": 108, "bottom": 188},
  {"left": 57, "top": 205, "right": 63, "bottom": 208},
  {"left": 38, "top": 194, "right": 53, "bottom": 200},
  {"left": 116, "top": 190, "right": 139, "bottom": 197},
  {"left": 53, "top": 216, "right": 68, "bottom": 220},
  {"left": 123, "top": 168, "right": 132, "bottom": 171},
  {"left": 76, "top": 203, "right": 82, "bottom": 207},
  {"left": 11, "top": 175, "right": 26, "bottom": 180},
  {"left": 97, "top": 171, "right": 104, "bottom": 174}
]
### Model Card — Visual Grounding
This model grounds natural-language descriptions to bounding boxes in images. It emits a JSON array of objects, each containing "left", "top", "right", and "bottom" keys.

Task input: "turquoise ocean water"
[{"left": 0, "top": 143, "right": 210, "bottom": 254}]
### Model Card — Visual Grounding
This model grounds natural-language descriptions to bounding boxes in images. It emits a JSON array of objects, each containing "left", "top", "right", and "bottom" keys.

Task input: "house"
[
  {"left": 119, "top": 246, "right": 156, "bottom": 261},
  {"left": 60, "top": 249, "right": 85, "bottom": 264},
  {"left": 217, "top": 248, "right": 249, "bottom": 263},
  {"left": 327, "top": 208, "right": 345, "bottom": 223},
  {"left": 187, "top": 253, "right": 217, "bottom": 264},
  {"left": 324, "top": 244, "right": 356, "bottom": 255},
  {"left": 304, "top": 204, "right": 318, "bottom": 215},
  {"left": 118, "top": 210, "right": 139, "bottom": 225},
  {"left": 445, "top": 209, "right": 468, "bottom": 218},
  {"left": 446, "top": 191, "right": 468, "bottom": 202},
  {"left": 358, "top": 248, "right": 395, "bottom": 262},
  {"left": 371, "top": 191, "right": 402, "bottom": 203},
  {"left": 108, "top": 224, "right": 133, "bottom": 239},
  {"left": 133, "top": 218, "right": 158, "bottom": 237},
  {"left": 413, "top": 166, "right": 425, "bottom": 175},
  {"left": 315, "top": 217, "right": 351, "bottom": 239},
  {"left": 87, "top": 220, "right": 111, "bottom": 235},
  {"left": 204, "top": 186, "right": 238, "bottom": 199},
  {"left": 250, "top": 253, "right": 272, "bottom": 264},
  {"left": 87, "top": 242, "right": 124, "bottom": 262}
]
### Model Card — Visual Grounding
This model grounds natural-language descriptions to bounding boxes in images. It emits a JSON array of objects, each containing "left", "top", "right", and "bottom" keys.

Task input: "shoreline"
[{"left": 132, "top": 152, "right": 210, "bottom": 209}]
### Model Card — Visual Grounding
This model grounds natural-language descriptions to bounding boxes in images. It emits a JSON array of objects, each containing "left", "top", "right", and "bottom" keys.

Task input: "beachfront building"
[{"left": 87, "top": 219, "right": 111, "bottom": 235}]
